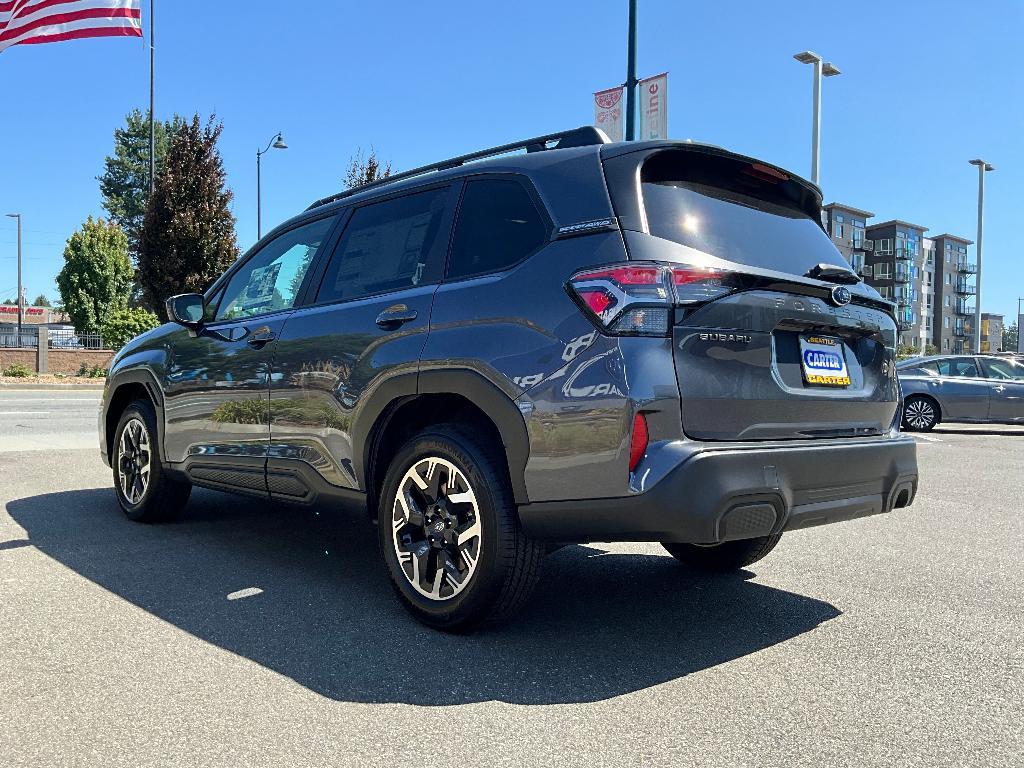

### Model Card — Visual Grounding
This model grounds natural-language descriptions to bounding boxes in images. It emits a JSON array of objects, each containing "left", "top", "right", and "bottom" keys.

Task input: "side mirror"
[{"left": 166, "top": 293, "right": 205, "bottom": 329}]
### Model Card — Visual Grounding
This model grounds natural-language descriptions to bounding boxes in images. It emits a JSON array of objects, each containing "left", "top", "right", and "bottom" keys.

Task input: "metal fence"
[
  {"left": 0, "top": 330, "right": 38, "bottom": 348},
  {"left": 0, "top": 327, "right": 109, "bottom": 350},
  {"left": 47, "top": 329, "right": 107, "bottom": 350}
]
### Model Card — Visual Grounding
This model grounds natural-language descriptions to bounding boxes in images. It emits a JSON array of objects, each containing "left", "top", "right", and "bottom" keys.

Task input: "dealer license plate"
[{"left": 799, "top": 335, "right": 851, "bottom": 387}]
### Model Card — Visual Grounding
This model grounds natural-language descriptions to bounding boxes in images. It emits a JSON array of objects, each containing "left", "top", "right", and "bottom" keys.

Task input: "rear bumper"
[{"left": 517, "top": 436, "right": 918, "bottom": 544}]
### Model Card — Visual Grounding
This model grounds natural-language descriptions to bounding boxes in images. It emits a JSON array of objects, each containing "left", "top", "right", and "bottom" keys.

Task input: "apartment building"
[
  {"left": 981, "top": 313, "right": 1004, "bottom": 353},
  {"left": 930, "top": 234, "right": 976, "bottom": 354},
  {"left": 820, "top": 202, "right": 977, "bottom": 353}
]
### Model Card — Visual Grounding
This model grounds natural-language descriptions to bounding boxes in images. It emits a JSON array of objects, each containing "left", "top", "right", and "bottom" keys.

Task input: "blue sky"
[{"left": 1, "top": 0, "right": 1021, "bottom": 320}]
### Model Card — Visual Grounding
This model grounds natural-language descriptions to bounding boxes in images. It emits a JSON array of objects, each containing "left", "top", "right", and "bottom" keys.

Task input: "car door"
[
  {"left": 161, "top": 214, "right": 341, "bottom": 494},
  {"left": 979, "top": 357, "right": 1024, "bottom": 422},
  {"left": 266, "top": 183, "right": 459, "bottom": 501},
  {"left": 931, "top": 357, "right": 990, "bottom": 421}
]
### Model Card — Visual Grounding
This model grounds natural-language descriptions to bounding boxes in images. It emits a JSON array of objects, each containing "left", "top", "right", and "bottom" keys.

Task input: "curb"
[{"left": 0, "top": 383, "right": 105, "bottom": 391}]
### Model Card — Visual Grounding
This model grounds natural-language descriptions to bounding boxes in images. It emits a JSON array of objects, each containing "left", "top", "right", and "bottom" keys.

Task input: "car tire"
[
  {"left": 902, "top": 395, "right": 939, "bottom": 432},
  {"left": 112, "top": 399, "right": 191, "bottom": 522},
  {"left": 662, "top": 534, "right": 782, "bottom": 572},
  {"left": 378, "top": 424, "right": 544, "bottom": 632}
]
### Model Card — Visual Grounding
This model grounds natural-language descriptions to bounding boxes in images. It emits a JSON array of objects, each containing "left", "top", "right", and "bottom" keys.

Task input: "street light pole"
[
  {"left": 969, "top": 158, "right": 994, "bottom": 353},
  {"left": 5, "top": 213, "right": 21, "bottom": 340},
  {"left": 624, "top": 0, "right": 638, "bottom": 141},
  {"left": 1018, "top": 297, "right": 1023, "bottom": 354},
  {"left": 793, "top": 51, "right": 841, "bottom": 186},
  {"left": 256, "top": 132, "right": 288, "bottom": 240}
]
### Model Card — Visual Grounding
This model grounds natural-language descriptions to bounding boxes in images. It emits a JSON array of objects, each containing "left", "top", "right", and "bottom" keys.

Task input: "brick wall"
[
  {"left": 0, "top": 349, "right": 35, "bottom": 371},
  {"left": 49, "top": 349, "right": 115, "bottom": 375},
  {"left": 0, "top": 347, "right": 113, "bottom": 375}
]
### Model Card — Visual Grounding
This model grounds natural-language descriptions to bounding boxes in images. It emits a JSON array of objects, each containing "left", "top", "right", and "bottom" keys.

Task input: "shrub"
[
  {"left": 2, "top": 361, "right": 32, "bottom": 377},
  {"left": 99, "top": 306, "right": 160, "bottom": 350}
]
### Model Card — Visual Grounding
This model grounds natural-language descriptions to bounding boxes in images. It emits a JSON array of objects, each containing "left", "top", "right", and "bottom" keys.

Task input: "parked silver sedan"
[{"left": 897, "top": 354, "right": 1024, "bottom": 431}]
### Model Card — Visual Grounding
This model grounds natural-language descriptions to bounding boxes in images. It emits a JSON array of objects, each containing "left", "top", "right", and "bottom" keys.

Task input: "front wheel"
[
  {"left": 378, "top": 425, "right": 544, "bottom": 632},
  {"left": 112, "top": 399, "right": 191, "bottom": 522},
  {"left": 662, "top": 534, "right": 782, "bottom": 572},
  {"left": 902, "top": 395, "right": 939, "bottom": 432}
]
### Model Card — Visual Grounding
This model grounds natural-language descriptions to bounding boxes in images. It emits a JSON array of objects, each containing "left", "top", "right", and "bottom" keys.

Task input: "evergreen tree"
[
  {"left": 138, "top": 115, "right": 240, "bottom": 319},
  {"left": 32, "top": 294, "right": 52, "bottom": 307},
  {"left": 98, "top": 109, "right": 184, "bottom": 255},
  {"left": 55, "top": 217, "right": 133, "bottom": 333}
]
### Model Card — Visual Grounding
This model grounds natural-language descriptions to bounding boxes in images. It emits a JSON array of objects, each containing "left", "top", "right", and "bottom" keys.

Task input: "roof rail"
[{"left": 306, "top": 126, "right": 610, "bottom": 211}]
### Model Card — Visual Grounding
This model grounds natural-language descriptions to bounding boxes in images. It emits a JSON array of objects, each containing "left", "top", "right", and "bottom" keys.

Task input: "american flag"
[{"left": 0, "top": 0, "right": 142, "bottom": 54}]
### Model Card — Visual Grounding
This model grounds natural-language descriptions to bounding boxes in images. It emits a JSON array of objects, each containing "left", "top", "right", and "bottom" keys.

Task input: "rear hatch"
[{"left": 605, "top": 145, "right": 900, "bottom": 441}]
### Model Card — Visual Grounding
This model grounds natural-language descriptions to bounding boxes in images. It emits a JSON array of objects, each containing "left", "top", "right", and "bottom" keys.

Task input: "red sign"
[{"left": 0, "top": 306, "right": 44, "bottom": 315}]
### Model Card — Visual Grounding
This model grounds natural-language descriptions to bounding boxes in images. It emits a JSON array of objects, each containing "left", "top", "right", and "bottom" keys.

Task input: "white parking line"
[
  {"left": 0, "top": 411, "right": 49, "bottom": 415},
  {"left": 913, "top": 434, "right": 942, "bottom": 443}
]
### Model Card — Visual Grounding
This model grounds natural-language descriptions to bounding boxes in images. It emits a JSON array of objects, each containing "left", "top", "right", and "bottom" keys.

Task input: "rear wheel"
[
  {"left": 902, "top": 395, "right": 939, "bottom": 432},
  {"left": 112, "top": 399, "right": 191, "bottom": 522},
  {"left": 378, "top": 425, "right": 544, "bottom": 632},
  {"left": 662, "top": 535, "right": 782, "bottom": 572}
]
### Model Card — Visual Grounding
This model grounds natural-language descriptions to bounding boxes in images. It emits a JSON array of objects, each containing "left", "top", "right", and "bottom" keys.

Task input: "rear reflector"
[{"left": 629, "top": 412, "right": 648, "bottom": 472}]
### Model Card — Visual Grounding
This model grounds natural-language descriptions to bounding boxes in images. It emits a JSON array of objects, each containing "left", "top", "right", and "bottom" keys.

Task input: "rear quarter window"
[{"left": 446, "top": 178, "right": 548, "bottom": 280}]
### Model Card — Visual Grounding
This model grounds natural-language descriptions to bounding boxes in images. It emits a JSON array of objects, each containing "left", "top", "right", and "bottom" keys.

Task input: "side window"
[
  {"left": 447, "top": 178, "right": 547, "bottom": 280},
  {"left": 316, "top": 187, "right": 450, "bottom": 304},
  {"left": 216, "top": 216, "right": 335, "bottom": 321},
  {"left": 980, "top": 358, "right": 1024, "bottom": 381},
  {"left": 935, "top": 358, "right": 979, "bottom": 378}
]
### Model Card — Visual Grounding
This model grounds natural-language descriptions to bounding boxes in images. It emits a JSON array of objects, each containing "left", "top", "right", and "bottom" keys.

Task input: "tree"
[
  {"left": 55, "top": 217, "right": 133, "bottom": 333},
  {"left": 98, "top": 109, "right": 183, "bottom": 255},
  {"left": 343, "top": 147, "right": 391, "bottom": 189},
  {"left": 138, "top": 114, "right": 240, "bottom": 319},
  {"left": 32, "top": 294, "right": 51, "bottom": 307},
  {"left": 99, "top": 306, "right": 161, "bottom": 350},
  {"left": 1004, "top": 322, "right": 1019, "bottom": 353},
  {"left": 2, "top": 298, "right": 14, "bottom": 305}
]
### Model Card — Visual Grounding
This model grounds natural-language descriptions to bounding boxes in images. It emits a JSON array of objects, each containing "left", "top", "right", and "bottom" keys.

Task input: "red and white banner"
[
  {"left": 594, "top": 86, "right": 624, "bottom": 142},
  {"left": 0, "top": 0, "right": 142, "bottom": 54},
  {"left": 638, "top": 72, "right": 668, "bottom": 140}
]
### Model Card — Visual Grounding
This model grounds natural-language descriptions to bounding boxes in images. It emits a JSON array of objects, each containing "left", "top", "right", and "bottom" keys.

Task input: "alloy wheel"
[
  {"left": 391, "top": 456, "right": 482, "bottom": 601},
  {"left": 118, "top": 417, "right": 152, "bottom": 505},
  {"left": 905, "top": 399, "right": 936, "bottom": 430}
]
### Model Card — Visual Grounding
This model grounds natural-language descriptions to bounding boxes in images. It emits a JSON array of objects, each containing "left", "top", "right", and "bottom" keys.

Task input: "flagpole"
[{"left": 148, "top": 0, "right": 155, "bottom": 196}]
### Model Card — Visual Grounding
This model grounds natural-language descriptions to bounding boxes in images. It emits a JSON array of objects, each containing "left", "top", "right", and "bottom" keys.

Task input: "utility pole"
[
  {"left": 624, "top": 0, "right": 638, "bottom": 141},
  {"left": 5, "top": 213, "right": 22, "bottom": 341},
  {"left": 1018, "top": 297, "right": 1023, "bottom": 354},
  {"left": 149, "top": 0, "right": 155, "bottom": 196},
  {"left": 969, "top": 159, "right": 994, "bottom": 354}
]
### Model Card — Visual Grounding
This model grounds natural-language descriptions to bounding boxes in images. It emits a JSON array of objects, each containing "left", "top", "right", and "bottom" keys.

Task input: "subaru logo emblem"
[{"left": 830, "top": 286, "right": 852, "bottom": 307}]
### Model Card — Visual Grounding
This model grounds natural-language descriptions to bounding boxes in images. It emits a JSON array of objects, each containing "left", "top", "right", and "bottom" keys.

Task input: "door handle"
[
  {"left": 246, "top": 326, "right": 276, "bottom": 349},
  {"left": 375, "top": 305, "right": 418, "bottom": 329},
  {"left": 993, "top": 384, "right": 1005, "bottom": 393}
]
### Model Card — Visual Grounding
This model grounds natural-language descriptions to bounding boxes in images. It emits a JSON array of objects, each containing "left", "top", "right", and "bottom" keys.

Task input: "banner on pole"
[
  {"left": 1018, "top": 313, "right": 1024, "bottom": 353},
  {"left": 594, "top": 86, "right": 624, "bottom": 142},
  {"left": 638, "top": 72, "right": 668, "bottom": 140}
]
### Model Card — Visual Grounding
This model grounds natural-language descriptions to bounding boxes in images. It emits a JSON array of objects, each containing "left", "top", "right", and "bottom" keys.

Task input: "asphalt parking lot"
[{"left": 1, "top": 389, "right": 1021, "bottom": 767}]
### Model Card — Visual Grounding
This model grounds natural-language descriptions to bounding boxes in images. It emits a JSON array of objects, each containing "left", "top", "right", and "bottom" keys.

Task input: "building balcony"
[
  {"left": 893, "top": 271, "right": 912, "bottom": 284},
  {"left": 898, "top": 320, "right": 914, "bottom": 332},
  {"left": 895, "top": 296, "right": 912, "bottom": 308},
  {"left": 954, "top": 326, "right": 970, "bottom": 338},
  {"left": 956, "top": 301, "right": 973, "bottom": 315},
  {"left": 957, "top": 262, "right": 978, "bottom": 274},
  {"left": 895, "top": 248, "right": 914, "bottom": 261},
  {"left": 956, "top": 283, "right": 977, "bottom": 295}
]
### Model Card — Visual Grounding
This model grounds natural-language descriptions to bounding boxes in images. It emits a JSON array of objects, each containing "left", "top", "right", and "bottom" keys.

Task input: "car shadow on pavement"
[{"left": 7, "top": 487, "right": 840, "bottom": 706}]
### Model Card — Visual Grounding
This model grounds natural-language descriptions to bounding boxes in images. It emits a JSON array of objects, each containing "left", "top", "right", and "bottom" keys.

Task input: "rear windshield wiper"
[{"left": 804, "top": 263, "right": 861, "bottom": 285}]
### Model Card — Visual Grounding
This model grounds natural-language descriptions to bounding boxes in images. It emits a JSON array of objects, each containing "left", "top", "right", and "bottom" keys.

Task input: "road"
[{"left": 1, "top": 388, "right": 1021, "bottom": 767}]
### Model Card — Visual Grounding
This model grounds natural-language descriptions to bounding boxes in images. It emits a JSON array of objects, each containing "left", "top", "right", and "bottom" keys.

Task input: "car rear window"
[
  {"left": 640, "top": 150, "right": 840, "bottom": 276},
  {"left": 935, "top": 359, "right": 979, "bottom": 377}
]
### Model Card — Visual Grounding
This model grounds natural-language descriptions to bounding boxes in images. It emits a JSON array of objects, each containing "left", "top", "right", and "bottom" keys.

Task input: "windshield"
[{"left": 640, "top": 151, "right": 841, "bottom": 276}]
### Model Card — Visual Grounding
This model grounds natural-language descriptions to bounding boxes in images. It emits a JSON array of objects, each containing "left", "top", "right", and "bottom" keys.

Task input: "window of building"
[
  {"left": 878, "top": 285, "right": 893, "bottom": 300},
  {"left": 874, "top": 262, "right": 892, "bottom": 280},
  {"left": 943, "top": 338, "right": 949, "bottom": 350},
  {"left": 447, "top": 178, "right": 548, "bottom": 279},
  {"left": 958, "top": 245, "right": 967, "bottom": 254},
  {"left": 216, "top": 215, "right": 336, "bottom": 321},
  {"left": 315, "top": 186, "right": 452, "bottom": 304},
  {"left": 944, "top": 317, "right": 950, "bottom": 328},
  {"left": 946, "top": 273, "right": 953, "bottom": 285}
]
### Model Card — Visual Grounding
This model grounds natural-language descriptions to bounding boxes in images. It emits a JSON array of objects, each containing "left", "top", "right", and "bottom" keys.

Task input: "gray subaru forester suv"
[{"left": 99, "top": 127, "right": 919, "bottom": 632}]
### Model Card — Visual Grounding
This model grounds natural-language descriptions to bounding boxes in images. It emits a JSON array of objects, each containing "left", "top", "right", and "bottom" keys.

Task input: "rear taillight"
[
  {"left": 629, "top": 412, "right": 648, "bottom": 472},
  {"left": 568, "top": 261, "right": 735, "bottom": 336}
]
